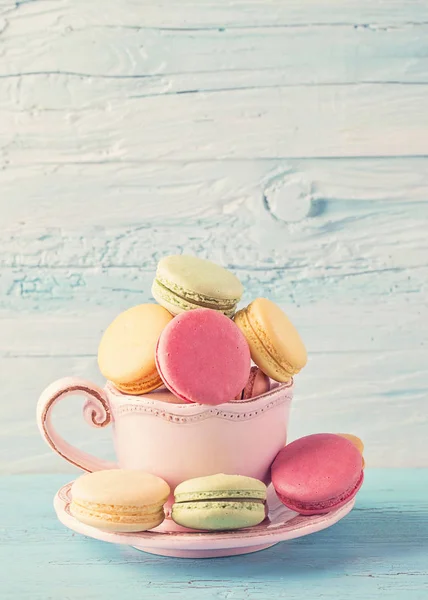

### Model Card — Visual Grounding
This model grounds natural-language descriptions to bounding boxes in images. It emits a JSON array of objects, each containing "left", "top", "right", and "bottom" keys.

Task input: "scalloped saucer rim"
[{"left": 54, "top": 481, "right": 355, "bottom": 558}]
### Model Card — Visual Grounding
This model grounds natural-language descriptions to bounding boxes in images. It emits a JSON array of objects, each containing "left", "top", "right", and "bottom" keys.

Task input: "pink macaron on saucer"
[{"left": 271, "top": 433, "right": 364, "bottom": 515}]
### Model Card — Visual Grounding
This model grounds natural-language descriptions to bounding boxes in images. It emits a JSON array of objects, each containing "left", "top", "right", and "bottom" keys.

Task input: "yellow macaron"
[
  {"left": 234, "top": 298, "right": 307, "bottom": 382},
  {"left": 98, "top": 304, "right": 173, "bottom": 394},
  {"left": 70, "top": 469, "right": 170, "bottom": 532}
]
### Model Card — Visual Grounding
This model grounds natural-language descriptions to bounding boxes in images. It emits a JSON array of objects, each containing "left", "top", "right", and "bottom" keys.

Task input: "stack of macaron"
[
  {"left": 98, "top": 254, "right": 308, "bottom": 405},
  {"left": 67, "top": 254, "right": 365, "bottom": 535}
]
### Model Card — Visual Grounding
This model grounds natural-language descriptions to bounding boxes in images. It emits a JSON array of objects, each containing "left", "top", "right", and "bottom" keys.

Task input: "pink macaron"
[
  {"left": 271, "top": 433, "right": 364, "bottom": 515},
  {"left": 155, "top": 308, "right": 251, "bottom": 405},
  {"left": 234, "top": 366, "right": 270, "bottom": 400}
]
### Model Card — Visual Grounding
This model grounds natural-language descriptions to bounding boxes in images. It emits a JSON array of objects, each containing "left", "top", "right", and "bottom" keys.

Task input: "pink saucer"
[{"left": 54, "top": 480, "right": 355, "bottom": 559}]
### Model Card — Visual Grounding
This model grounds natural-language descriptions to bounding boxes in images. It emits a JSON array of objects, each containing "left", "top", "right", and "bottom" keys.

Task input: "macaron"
[
  {"left": 234, "top": 366, "right": 270, "bottom": 400},
  {"left": 70, "top": 470, "right": 170, "bottom": 532},
  {"left": 171, "top": 474, "right": 267, "bottom": 531},
  {"left": 152, "top": 254, "right": 243, "bottom": 317},
  {"left": 234, "top": 298, "right": 307, "bottom": 382},
  {"left": 156, "top": 308, "right": 251, "bottom": 405},
  {"left": 98, "top": 304, "right": 173, "bottom": 394},
  {"left": 338, "top": 433, "right": 365, "bottom": 468},
  {"left": 271, "top": 433, "right": 364, "bottom": 515}
]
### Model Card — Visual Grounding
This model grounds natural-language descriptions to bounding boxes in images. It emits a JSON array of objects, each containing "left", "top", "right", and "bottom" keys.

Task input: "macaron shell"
[
  {"left": 113, "top": 371, "right": 163, "bottom": 395},
  {"left": 98, "top": 304, "right": 173, "bottom": 393},
  {"left": 271, "top": 433, "right": 364, "bottom": 515},
  {"left": 70, "top": 501, "right": 166, "bottom": 533},
  {"left": 234, "top": 308, "right": 289, "bottom": 382},
  {"left": 156, "top": 308, "right": 251, "bottom": 405},
  {"left": 337, "top": 433, "right": 364, "bottom": 454},
  {"left": 171, "top": 501, "right": 266, "bottom": 531},
  {"left": 71, "top": 470, "right": 170, "bottom": 506},
  {"left": 152, "top": 278, "right": 236, "bottom": 318},
  {"left": 174, "top": 473, "right": 267, "bottom": 501},
  {"left": 70, "top": 470, "right": 170, "bottom": 533},
  {"left": 155, "top": 254, "right": 243, "bottom": 304},
  {"left": 235, "top": 298, "right": 307, "bottom": 382},
  {"left": 338, "top": 433, "right": 365, "bottom": 468}
]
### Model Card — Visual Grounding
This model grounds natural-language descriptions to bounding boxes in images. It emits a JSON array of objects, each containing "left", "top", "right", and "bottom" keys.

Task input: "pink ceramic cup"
[{"left": 37, "top": 377, "right": 293, "bottom": 493}]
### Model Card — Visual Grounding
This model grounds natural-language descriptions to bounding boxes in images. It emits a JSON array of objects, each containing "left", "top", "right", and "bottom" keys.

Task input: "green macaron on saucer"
[
  {"left": 152, "top": 254, "right": 243, "bottom": 317},
  {"left": 171, "top": 474, "right": 267, "bottom": 531}
]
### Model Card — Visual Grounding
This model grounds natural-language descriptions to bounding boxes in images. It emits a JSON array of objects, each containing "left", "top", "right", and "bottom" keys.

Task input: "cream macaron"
[
  {"left": 234, "top": 298, "right": 307, "bottom": 382},
  {"left": 98, "top": 304, "right": 173, "bottom": 394},
  {"left": 70, "top": 470, "right": 170, "bottom": 532}
]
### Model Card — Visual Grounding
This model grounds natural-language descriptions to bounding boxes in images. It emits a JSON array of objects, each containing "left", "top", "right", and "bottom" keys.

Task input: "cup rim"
[{"left": 105, "top": 378, "right": 293, "bottom": 413}]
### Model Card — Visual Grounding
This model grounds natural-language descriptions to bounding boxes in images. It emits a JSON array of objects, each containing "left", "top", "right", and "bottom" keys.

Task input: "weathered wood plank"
[
  {"left": 2, "top": 180, "right": 427, "bottom": 310},
  {"left": 1, "top": 159, "right": 427, "bottom": 281},
  {"left": 1, "top": 84, "right": 427, "bottom": 161},
  {"left": 2, "top": 22, "right": 428, "bottom": 84},
  {"left": 2, "top": 158, "right": 428, "bottom": 229},
  {"left": 2, "top": 0, "right": 428, "bottom": 28}
]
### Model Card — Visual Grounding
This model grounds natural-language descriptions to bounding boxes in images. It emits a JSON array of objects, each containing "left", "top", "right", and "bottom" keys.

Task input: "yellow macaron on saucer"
[{"left": 54, "top": 478, "right": 355, "bottom": 558}]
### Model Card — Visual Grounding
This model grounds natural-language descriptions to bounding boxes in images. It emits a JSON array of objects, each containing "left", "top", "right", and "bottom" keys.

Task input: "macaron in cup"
[
  {"left": 234, "top": 366, "right": 271, "bottom": 400},
  {"left": 98, "top": 304, "right": 173, "bottom": 394},
  {"left": 152, "top": 254, "right": 243, "bottom": 317},
  {"left": 234, "top": 298, "right": 307, "bottom": 383},
  {"left": 156, "top": 308, "right": 251, "bottom": 405}
]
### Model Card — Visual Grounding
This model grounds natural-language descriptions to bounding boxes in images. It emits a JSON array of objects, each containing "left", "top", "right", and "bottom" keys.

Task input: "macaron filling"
[
  {"left": 71, "top": 500, "right": 165, "bottom": 521},
  {"left": 173, "top": 500, "right": 265, "bottom": 514},
  {"left": 153, "top": 278, "right": 239, "bottom": 312},
  {"left": 175, "top": 489, "right": 267, "bottom": 503}
]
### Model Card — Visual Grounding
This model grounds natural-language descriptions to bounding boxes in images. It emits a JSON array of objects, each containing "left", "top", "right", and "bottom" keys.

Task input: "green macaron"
[
  {"left": 171, "top": 474, "right": 267, "bottom": 531},
  {"left": 151, "top": 255, "right": 243, "bottom": 317}
]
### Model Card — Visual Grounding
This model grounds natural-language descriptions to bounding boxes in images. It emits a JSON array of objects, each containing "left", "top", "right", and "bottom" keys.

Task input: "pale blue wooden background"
[{"left": 1, "top": 0, "right": 428, "bottom": 472}]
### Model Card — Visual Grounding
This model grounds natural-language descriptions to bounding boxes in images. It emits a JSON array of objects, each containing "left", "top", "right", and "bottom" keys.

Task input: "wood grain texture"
[
  {"left": 2, "top": 84, "right": 428, "bottom": 161},
  {"left": 0, "top": 470, "right": 427, "bottom": 599},
  {"left": 1, "top": 1, "right": 427, "bottom": 471}
]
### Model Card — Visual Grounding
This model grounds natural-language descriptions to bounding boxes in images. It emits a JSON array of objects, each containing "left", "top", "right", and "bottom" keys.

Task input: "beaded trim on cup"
[
  {"left": 113, "top": 396, "right": 289, "bottom": 423},
  {"left": 106, "top": 382, "right": 292, "bottom": 424}
]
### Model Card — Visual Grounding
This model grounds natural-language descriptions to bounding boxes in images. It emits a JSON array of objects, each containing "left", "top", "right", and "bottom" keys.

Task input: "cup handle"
[{"left": 36, "top": 377, "right": 117, "bottom": 472}]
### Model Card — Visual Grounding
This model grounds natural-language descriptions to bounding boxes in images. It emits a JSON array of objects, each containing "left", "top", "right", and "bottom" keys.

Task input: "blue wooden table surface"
[{"left": 1, "top": 469, "right": 426, "bottom": 599}]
